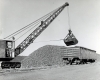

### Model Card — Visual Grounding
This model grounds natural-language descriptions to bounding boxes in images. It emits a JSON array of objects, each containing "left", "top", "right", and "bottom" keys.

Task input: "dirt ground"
[{"left": 0, "top": 61, "right": 100, "bottom": 80}]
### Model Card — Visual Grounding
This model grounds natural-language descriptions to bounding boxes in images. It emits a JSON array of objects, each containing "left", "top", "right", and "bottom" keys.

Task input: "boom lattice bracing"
[{"left": 14, "top": 2, "right": 69, "bottom": 57}]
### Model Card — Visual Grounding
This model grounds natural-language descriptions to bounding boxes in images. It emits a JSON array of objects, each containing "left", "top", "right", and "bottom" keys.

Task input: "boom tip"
[{"left": 65, "top": 2, "right": 69, "bottom": 6}]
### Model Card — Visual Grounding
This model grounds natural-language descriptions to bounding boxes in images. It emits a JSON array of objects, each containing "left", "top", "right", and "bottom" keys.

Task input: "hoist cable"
[
  {"left": 33, "top": 39, "right": 63, "bottom": 43},
  {"left": 15, "top": 7, "right": 60, "bottom": 41},
  {"left": 4, "top": 7, "right": 60, "bottom": 39},
  {"left": 67, "top": 7, "right": 71, "bottom": 30},
  {"left": 15, "top": 23, "right": 39, "bottom": 41},
  {"left": 4, "top": 10, "right": 54, "bottom": 39}
]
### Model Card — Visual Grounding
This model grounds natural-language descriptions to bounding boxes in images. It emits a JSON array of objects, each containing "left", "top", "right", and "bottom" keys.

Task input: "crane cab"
[
  {"left": 64, "top": 30, "right": 78, "bottom": 46},
  {"left": 0, "top": 39, "right": 15, "bottom": 61}
]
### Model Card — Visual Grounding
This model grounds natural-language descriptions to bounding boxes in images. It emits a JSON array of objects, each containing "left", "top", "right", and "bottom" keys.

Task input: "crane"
[{"left": 0, "top": 2, "right": 78, "bottom": 69}]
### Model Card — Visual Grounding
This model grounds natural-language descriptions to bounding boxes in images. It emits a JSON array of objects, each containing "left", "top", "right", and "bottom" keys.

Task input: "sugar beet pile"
[
  {"left": 11, "top": 56, "right": 26, "bottom": 62},
  {"left": 21, "top": 45, "right": 67, "bottom": 68}
]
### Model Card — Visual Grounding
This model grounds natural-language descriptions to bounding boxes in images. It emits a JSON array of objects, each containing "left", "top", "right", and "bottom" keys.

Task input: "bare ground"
[{"left": 0, "top": 61, "right": 100, "bottom": 80}]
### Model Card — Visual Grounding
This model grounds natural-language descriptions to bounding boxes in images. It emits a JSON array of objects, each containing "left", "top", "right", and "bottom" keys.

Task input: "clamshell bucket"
[{"left": 64, "top": 30, "right": 78, "bottom": 46}]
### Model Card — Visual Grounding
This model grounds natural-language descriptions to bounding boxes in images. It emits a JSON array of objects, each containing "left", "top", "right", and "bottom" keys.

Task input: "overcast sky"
[{"left": 0, "top": 0, "right": 100, "bottom": 56}]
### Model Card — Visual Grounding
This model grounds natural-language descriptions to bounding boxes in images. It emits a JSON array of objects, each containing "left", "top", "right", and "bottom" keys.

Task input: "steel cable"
[{"left": 4, "top": 6, "right": 60, "bottom": 39}]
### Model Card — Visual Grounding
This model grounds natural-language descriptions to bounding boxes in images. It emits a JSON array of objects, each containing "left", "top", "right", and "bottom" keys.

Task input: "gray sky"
[{"left": 0, "top": 0, "right": 100, "bottom": 56}]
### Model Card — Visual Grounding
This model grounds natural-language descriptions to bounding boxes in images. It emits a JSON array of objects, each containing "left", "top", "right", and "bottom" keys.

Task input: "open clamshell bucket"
[{"left": 64, "top": 30, "right": 78, "bottom": 46}]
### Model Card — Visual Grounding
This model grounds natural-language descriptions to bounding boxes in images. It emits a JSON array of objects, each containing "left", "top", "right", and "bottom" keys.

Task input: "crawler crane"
[{"left": 0, "top": 2, "right": 78, "bottom": 69}]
